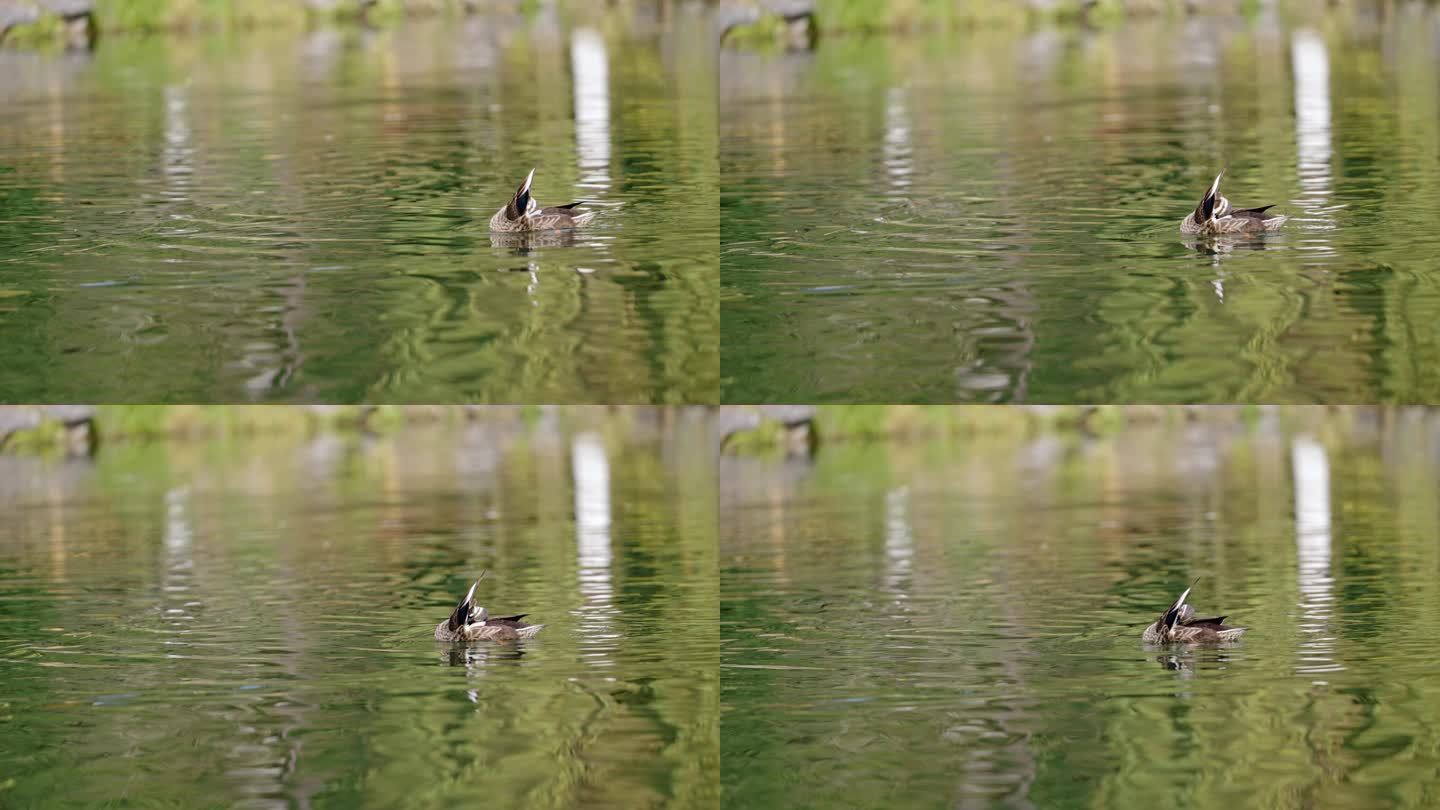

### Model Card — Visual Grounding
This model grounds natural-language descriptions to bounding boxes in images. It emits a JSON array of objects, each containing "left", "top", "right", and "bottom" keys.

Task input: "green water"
[
  {"left": 721, "top": 12, "right": 1440, "bottom": 402},
  {"left": 721, "top": 412, "right": 1440, "bottom": 808},
  {"left": 0, "top": 10, "right": 718, "bottom": 403},
  {"left": 0, "top": 419, "right": 718, "bottom": 808}
]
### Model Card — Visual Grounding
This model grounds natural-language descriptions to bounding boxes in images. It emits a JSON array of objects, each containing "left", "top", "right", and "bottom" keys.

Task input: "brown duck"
[
  {"left": 1141, "top": 583, "right": 1246, "bottom": 643},
  {"left": 434, "top": 579, "right": 544, "bottom": 642},
  {"left": 1180, "top": 170, "right": 1288, "bottom": 235},
  {"left": 488, "top": 168, "right": 596, "bottom": 233}
]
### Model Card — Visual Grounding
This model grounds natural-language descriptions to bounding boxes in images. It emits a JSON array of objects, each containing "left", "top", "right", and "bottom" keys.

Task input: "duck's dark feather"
[
  {"left": 1187, "top": 615, "right": 1227, "bottom": 626},
  {"left": 504, "top": 189, "right": 531, "bottom": 221},
  {"left": 1229, "top": 205, "right": 1280, "bottom": 221},
  {"left": 487, "top": 614, "right": 530, "bottom": 627},
  {"left": 447, "top": 599, "right": 471, "bottom": 632},
  {"left": 541, "top": 202, "right": 585, "bottom": 214}
]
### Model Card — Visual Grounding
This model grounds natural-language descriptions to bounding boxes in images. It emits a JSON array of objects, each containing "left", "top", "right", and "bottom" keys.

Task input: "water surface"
[
  {"left": 721, "top": 11, "right": 1440, "bottom": 402},
  {"left": 0, "top": 9, "right": 717, "bottom": 402},
  {"left": 0, "top": 418, "right": 718, "bottom": 808},
  {"left": 722, "top": 411, "right": 1440, "bottom": 808}
]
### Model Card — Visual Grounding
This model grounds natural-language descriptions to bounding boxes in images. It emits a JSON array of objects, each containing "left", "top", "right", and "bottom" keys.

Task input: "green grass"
[
  {"left": 1, "top": 13, "right": 68, "bottom": 47},
  {"left": 732, "top": 0, "right": 1335, "bottom": 37},
  {"left": 721, "top": 11, "right": 789, "bottom": 49},
  {"left": 0, "top": 418, "right": 71, "bottom": 453},
  {"left": 0, "top": 406, "right": 675, "bottom": 451},
  {"left": 814, "top": 0, "right": 1091, "bottom": 32},
  {"left": 94, "top": 0, "right": 310, "bottom": 33},
  {"left": 18, "top": 0, "right": 543, "bottom": 38},
  {"left": 724, "top": 406, "right": 1367, "bottom": 452}
]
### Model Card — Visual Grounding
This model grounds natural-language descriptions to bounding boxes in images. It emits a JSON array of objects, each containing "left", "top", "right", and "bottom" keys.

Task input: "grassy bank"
[
  {"left": 725, "top": 0, "right": 1350, "bottom": 42},
  {"left": 816, "top": 0, "right": 1094, "bottom": 32},
  {"left": 5, "top": 0, "right": 557, "bottom": 44},
  {"left": 813, "top": 405, "right": 1264, "bottom": 440},
  {"left": 725, "top": 405, "right": 1408, "bottom": 452},
  {"left": 0, "top": 405, "right": 697, "bottom": 452}
]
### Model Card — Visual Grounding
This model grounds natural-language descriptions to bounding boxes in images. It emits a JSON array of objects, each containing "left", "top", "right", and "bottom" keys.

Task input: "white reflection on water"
[
  {"left": 883, "top": 486, "right": 913, "bottom": 604},
  {"left": 161, "top": 486, "right": 195, "bottom": 629},
  {"left": 1291, "top": 30, "right": 1337, "bottom": 237},
  {"left": 573, "top": 432, "right": 617, "bottom": 662},
  {"left": 571, "top": 29, "right": 611, "bottom": 192},
  {"left": 163, "top": 85, "right": 192, "bottom": 192},
  {"left": 882, "top": 87, "right": 912, "bottom": 197},
  {"left": 1292, "top": 436, "right": 1340, "bottom": 677}
]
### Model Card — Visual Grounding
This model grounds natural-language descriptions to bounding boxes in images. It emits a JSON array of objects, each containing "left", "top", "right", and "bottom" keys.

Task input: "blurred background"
[
  {"left": 722, "top": 405, "right": 1440, "bottom": 809},
  {"left": 0, "top": 405, "right": 717, "bottom": 809},
  {"left": 0, "top": 1, "right": 717, "bottom": 403},
  {"left": 720, "top": 0, "right": 1440, "bottom": 403}
]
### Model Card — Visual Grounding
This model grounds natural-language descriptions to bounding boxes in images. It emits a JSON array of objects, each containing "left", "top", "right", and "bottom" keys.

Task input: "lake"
[
  {"left": 720, "top": 10, "right": 1440, "bottom": 402},
  {"left": 0, "top": 413, "right": 718, "bottom": 808},
  {"left": 0, "top": 8, "right": 718, "bottom": 403},
  {"left": 721, "top": 409, "right": 1440, "bottom": 808}
]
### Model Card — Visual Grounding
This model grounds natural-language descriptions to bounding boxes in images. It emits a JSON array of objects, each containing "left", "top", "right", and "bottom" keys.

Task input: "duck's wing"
[
  {"left": 1230, "top": 205, "right": 1275, "bottom": 217},
  {"left": 1191, "top": 620, "right": 1245, "bottom": 640},
  {"left": 472, "top": 624, "right": 520, "bottom": 641},
  {"left": 1183, "top": 615, "right": 1227, "bottom": 627},
  {"left": 487, "top": 614, "right": 530, "bottom": 627},
  {"left": 1227, "top": 205, "right": 1282, "bottom": 224},
  {"left": 526, "top": 209, "right": 595, "bottom": 230}
]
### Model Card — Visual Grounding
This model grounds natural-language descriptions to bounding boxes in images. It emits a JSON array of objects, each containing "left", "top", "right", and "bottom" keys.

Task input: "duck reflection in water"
[
  {"left": 490, "top": 229, "right": 582, "bottom": 252},
  {"left": 1180, "top": 235, "right": 1277, "bottom": 303},
  {"left": 442, "top": 643, "right": 527, "bottom": 670},
  {"left": 1155, "top": 646, "right": 1242, "bottom": 677},
  {"left": 1182, "top": 232, "right": 1277, "bottom": 258}
]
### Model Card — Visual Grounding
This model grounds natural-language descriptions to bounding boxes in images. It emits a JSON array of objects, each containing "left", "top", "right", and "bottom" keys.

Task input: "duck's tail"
[
  {"left": 447, "top": 580, "right": 479, "bottom": 632},
  {"left": 1162, "top": 577, "right": 1201, "bottom": 632},
  {"left": 1194, "top": 169, "right": 1226, "bottom": 225},
  {"left": 504, "top": 168, "right": 537, "bottom": 221}
]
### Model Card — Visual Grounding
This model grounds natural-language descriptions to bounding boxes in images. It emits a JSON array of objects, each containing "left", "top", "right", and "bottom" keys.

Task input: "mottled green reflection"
[
  {"left": 0, "top": 8, "right": 718, "bottom": 403},
  {"left": 722, "top": 408, "right": 1440, "bottom": 808},
  {"left": 721, "top": 12, "right": 1440, "bottom": 403},
  {"left": 0, "top": 412, "right": 718, "bottom": 808}
]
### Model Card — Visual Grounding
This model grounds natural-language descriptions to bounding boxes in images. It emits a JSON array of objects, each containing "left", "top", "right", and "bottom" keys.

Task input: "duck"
[
  {"left": 1141, "top": 583, "right": 1246, "bottom": 643},
  {"left": 488, "top": 168, "right": 596, "bottom": 233},
  {"left": 1180, "top": 170, "right": 1288, "bottom": 235},
  {"left": 434, "top": 578, "right": 544, "bottom": 642}
]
